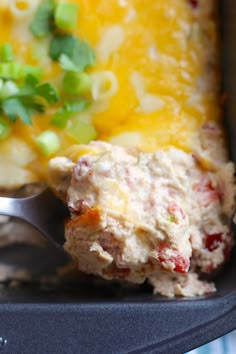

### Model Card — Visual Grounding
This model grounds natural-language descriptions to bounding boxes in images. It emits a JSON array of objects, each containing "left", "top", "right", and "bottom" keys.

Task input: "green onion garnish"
[
  {"left": 30, "top": 1, "right": 96, "bottom": 74},
  {"left": 66, "top": 120, "right": 97, "bottom": 144},
  {"left": 0, "top": 79, "right": 3, "bottom": 92},
  {"left": 0, "top": 81, "right": 19, "bottom": 99},
  {"left": 0, "top": 62, "right": 43, "bottom": 81},
  {"left": 23, "top": 65, "right": 42, "bottom": 81},
  {"left": 35, "top": 131, "right": 60, "bottom": 156},
  {"left": 55, "top": 2, "right": 79, "bottom": 31},
  {"left": 0, "top": 75, "right": 59, "bottom": 125},
  {"left": 0, "top": 43, "right": 14, "bottom": 62},
  {"left": 50, "top": 100, "right": 91, "bottom": 129},
  {"left": 0, "top": 62, "right": 22, "bottom": 80},
  {"left": 31, "top": 41, "right": 47, "bottom": 61},
  {"left": 29, "top": 0, "right": 56, "bottom": 38},
  {"left": 0, "top": 118, "right": 11, "bottom": 140},
  {"left": 50, "top": 107, "right": 71, "bottom": 129},
  {"left": 63, "top": 71, "right": 91, "bottom": 96},
  {"left": 49, "top": 34, "right": 96, "bottom": 72}
]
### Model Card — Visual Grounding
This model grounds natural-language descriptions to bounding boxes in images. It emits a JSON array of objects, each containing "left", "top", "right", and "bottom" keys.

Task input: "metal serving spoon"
[{"left": 0, "top": 188, "right": 70, "bottom": 247}]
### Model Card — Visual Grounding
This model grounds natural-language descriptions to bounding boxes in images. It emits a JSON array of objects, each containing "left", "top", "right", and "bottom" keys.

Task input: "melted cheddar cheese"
[{"left": 0, "top": 0, "right": 219, "bottom": 187}]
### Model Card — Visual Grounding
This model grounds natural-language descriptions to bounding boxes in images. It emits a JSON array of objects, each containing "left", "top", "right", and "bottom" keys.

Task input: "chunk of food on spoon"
[{"left": 48, "top": 140, "right": 235, "bottom": 297}]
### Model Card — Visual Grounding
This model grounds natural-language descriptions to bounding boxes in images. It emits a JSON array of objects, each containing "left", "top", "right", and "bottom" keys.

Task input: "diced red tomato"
[
  {"left": 205, "top": 232, "right": 223, "bottom": 251},
  {"left": 68, "top": 199, "right": 89, "bottom": 215},
  {"left": 168, "top": 202, "right": 186, "bottom": 220},
  {"left": 76, "top": 158, "right": 89, "bottom": 171},
  {"left": 205, "top": 231, "right": 232, "bottom": 259},
  {"left": 193, "top": 179, "right": 219, "bottom": 207},
  {"left": 202, "top": 231, "right": 232, "bottom": 272},
  {"left": 74, "top": 158, "right": 94, "bottom": 179},
  {"left": 156, "top": 244, "right": 190, "bottom": 273}
]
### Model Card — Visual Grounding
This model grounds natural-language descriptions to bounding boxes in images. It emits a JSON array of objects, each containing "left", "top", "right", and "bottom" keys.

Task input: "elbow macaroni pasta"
[
  {"left": 9, "top": 0, "right": 37, "bottom": 19},
  {"left": 96, "top": 25, "right": 125, "bottom": 63},
  {"left": 91, "top": 71, "right": 118, "bottom": 102}
]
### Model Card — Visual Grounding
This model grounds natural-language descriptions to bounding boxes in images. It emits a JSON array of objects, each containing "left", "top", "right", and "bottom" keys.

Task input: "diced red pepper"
[
  {"left": 68, "top": 199, "right": 89, "bottom": 215},
  {"left": 205, "top": 232, "right": 223, "bottom": 252},
  {"left": 203, "top": 231, "right": 233, "bottom": 272},
  {"left": 168, "top": 202, "right": 186, "bottom": 220},
  {"left": 76, "top": 158, "right": 89, "bottom": 172},
  {"left": 156, "top": 244, "right": 190, "bottom": 273},
  {"left": 193, "top": 179, "right": 219, "bottom": 207},
  {"left": 205, "top": 231, "right": 232, "bottom": 259}
]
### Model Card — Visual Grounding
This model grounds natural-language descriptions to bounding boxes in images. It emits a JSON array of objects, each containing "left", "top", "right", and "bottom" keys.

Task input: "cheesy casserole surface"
[{"left": 0, "top": 0, "right": 219, "bottom": 186}]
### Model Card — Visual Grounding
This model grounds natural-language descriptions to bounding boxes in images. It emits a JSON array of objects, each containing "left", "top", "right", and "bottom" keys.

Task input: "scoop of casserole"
[{"left": 48, "top": 139, "right": 235, "bottom": 297}]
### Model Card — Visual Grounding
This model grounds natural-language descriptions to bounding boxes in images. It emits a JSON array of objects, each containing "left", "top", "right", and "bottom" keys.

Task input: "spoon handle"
[
  {"left": 0, "top": 196, "right": 32, "bottom": 220},
  {"left": 0, "top": 190, "right": 53, "bottom": 223},
  {"left": 0, "top": 189, "right": 69, "bottom": 247}
]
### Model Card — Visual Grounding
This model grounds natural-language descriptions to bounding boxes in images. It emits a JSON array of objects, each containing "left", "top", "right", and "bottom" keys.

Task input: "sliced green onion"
[
  {"left": 0, "top": 118, "right": 11, "bottom": 140},
  {"left": 55, "top": 2, "right": 79, "bottom": 31},
  {"left": 0, "top": 62, "right": 22, "bottom": 80},
  {"left": 23, "top": 65, "right": 42, "bottom": 81},
  {"left": 50, "top": 108, "right": 71, "bottom": 129},
  {"left": 29, "top": 0, "right": 56, "bottom": 38},
  {"left": 0, "top": 81, "right": 19, "bottom": 99},
  {"left": 167, "top": 215, "right": 175, "bottom": 223},
  {"left": 66, "top": 120, "right": 97, "bottom": 144},
  {"left": 0, "top": 79, "right": 3, "bottom": 92},
  {"left": 0, "top": 62, "right": 43, "bottom": 81},
  {"left": 50, "top": 100, "right": 91, "bottom": 129},
  {"left": 31, "top": 40, "right": 49, "bottom": 62},
  {"left": 0, "top": 43, "right": 14, "bottom": 62},
  {"left": 63, "top": 72, "right": 91, "bottom": 96},
  {"left": 35, "top": 131, "right": 60, "bottom": 156}
]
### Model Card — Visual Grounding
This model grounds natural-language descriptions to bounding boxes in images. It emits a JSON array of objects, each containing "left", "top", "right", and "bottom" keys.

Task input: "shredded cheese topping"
[{"left": 0, "top": 0, "right": 219, "bottom": 186}]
